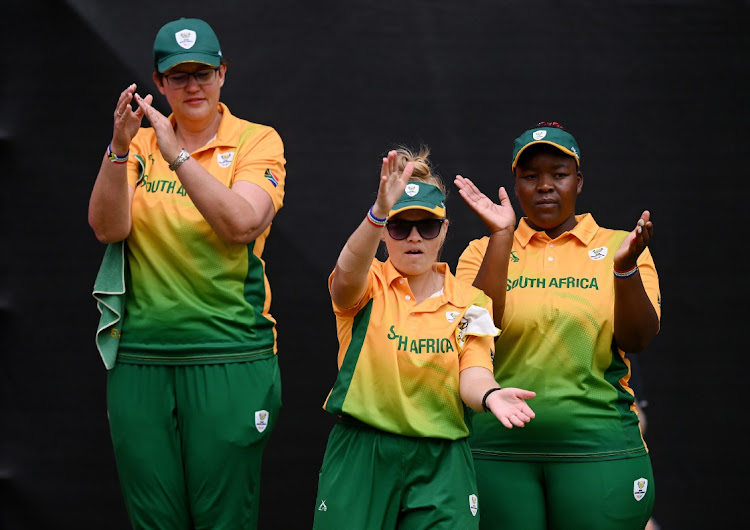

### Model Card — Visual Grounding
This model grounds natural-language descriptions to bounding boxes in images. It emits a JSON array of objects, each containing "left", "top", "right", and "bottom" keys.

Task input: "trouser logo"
[
  {"left": 318, "top": 500, "right": 327, "bottom": 511},
  {"left": 633, "top": 478, "right": 648, "bottom": 501},
  {"left": 255, "top": 410, "right": 269, "bottom": 433},
  {"left": 469, "top": 494, "right": 478, "bottom": 516}
]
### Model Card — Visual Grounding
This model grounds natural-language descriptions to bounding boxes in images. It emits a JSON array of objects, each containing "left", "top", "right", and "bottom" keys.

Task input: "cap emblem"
[
  {"left": 404, "top": 183, "right": 420, "bottom": 197},
  {"left": 175, "top": 29, "right": 197, "bottom": 49},
  {"left": 532, "top": 130, "right": 547, "bottom": 140}
]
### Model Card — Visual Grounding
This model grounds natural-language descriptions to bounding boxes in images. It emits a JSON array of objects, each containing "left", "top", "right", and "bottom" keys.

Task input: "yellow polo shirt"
[
  {"left": 457, "top": 214, "right": 661, "bottom": 461},
  {"left": 118, "top": 103, "right": 286, "bottom": 364},
  {"left": 324, "top": 260, "right": 498, "bottom": 440}
]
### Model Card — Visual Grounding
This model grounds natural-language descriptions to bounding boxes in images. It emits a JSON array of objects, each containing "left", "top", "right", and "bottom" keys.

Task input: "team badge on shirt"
[
  {"left": 255, "top": 410, "right": 269, "bottom": 432},
  {"left": 469, "top": 494, "right": 478, "bottom": 516},
  {"left": 588, "top": 246, "right": 608, "bottom": 260},
  {"left": 175, "top": 30, "right": 197, "bottom": 49},
  {"left": 633, "top": 477, "right": 648, "bottom": 501},
  {"left": 217, "top": 151, "right": 235, "bottom": 168},
  {"left": 446, "top": 311, "right": 460, "bottom": 322}
]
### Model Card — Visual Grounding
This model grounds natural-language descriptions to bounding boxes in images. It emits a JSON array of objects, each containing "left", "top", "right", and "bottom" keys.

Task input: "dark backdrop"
[{"left": 2, "top": 0, "right": 747, "bottom": 528}]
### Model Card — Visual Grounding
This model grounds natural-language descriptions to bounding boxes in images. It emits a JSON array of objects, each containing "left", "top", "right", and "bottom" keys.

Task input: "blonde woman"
[{"left": 312, "top": 147, "right": 535, "bottom": 529}]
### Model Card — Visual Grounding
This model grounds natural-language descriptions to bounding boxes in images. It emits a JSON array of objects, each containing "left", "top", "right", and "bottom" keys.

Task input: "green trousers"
[
  {"left": 107, "top": 357, "right": 281, "bottom": 530},
  {"left": 313, "top": 416, "right": 480, "bottom": 530},
  {"left": 474, "top": 454, "right": 655, "bottom": 530}
]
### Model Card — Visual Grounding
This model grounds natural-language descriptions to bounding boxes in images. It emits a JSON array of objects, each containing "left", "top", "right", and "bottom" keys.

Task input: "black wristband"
[{"left": 482, "top": 387, "right": 502, "bottom": 412}]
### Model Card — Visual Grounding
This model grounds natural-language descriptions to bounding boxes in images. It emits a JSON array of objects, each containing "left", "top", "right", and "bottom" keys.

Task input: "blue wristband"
[{"left": 367, "top": 206, "right": 388, "bottom": 226}]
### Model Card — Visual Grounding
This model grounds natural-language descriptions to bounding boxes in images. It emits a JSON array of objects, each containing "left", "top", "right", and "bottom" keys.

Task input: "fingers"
[
  {"left": 454, "top": 175, "right": 484, "bottom": 203},
  {"left": 380, "top": 156, "right": 390, "bottom": 183},
  {"left": 134, "top": 93, "right": 151, "bottom": 116},
  {"left": 401, "top": 161, "right": 414, "bottom": 181},
  {"left": 498, "top": 409, "right": 532, "bottom": 429},
  {"left": 115, "top": 83, "right": 137, "bottom": 121},
  {"left": 631, "top": 210, "right": 653, "bottom": 245},
  {"left": 497, "top": 186, "right": 510, "bottom": 204},
  {"left": 134, "top": 93, "right": 153, "bottom": 119},
  {"left": 381, "top": 150, "right": 406, "bottom": 181},
  {"left": 454, "top": 174, "right": 477, "bottom": 192},
  {"left": 134, "top": 93, "right": 161, "bottom": 126}
]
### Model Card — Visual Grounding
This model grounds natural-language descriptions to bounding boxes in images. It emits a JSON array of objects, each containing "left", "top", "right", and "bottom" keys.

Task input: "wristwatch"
[{"left": 169, "top": 149, "right": 190, "bottom": 171}]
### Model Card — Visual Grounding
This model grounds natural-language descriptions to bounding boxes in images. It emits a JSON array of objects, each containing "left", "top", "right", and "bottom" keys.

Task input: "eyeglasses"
[
  {"left": 385, "top": 218, "right": 445, "bottom": 240},
  {"left": 163, "top": 68, "right": 219, "bottom": 89}
]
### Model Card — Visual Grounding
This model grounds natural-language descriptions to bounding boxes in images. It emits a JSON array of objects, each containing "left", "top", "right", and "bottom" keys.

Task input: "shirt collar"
[
  {"left": 166, "top": 102, "right": 232, "bottom": 148},
  {"left": 516, "top": 213, "right": 599, "bottom": 247},
  {"left": 383, "top": 259, "right": 471, "bottom": 306}
]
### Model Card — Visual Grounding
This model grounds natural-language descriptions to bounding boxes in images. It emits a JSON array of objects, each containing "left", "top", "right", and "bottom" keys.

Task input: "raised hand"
[
  {"left": 614, "top": 210, "right": 653, "bottom": 271},
  {"left": 372, "top": 150, "right": 414, "bottom": 218},
  {"left": 134, "top": 92, "right": 180, "bottom": 165},
  {"left": 111, "top": 84, "right": 152, "bottom": 154},
  {"left": 455, "top": 175, "right": 516, "bottom": 234}
]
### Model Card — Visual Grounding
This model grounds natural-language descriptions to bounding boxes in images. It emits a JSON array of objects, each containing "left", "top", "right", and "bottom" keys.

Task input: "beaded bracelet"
[
  {"left": 613, "top": 265, "right": 639, "bottom": 278},
  {"left": 366, "top": 206, "right": 388, "bottom": 227},
  {"left": 107, "top": 143, "right": 129, "bottom": 164},
  {"left": 482, "top": 387, "right": 502, "bottom": 412}
]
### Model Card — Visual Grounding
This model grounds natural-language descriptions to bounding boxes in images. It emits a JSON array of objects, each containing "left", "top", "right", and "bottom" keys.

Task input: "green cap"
[
  {"left": 389, "top": 181, "right": 446, "bottom": 219},
  {"left": 511, "top": 126, "right": 581, "bottom": 170},
  {"left": 153, "top": 18, "right": 222, "bottom": 73}
]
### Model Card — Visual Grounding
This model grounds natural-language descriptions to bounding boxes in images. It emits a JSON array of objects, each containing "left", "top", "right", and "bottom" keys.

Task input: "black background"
[{"left": 2, "top": 1, "right": 747, "bottom": 528}]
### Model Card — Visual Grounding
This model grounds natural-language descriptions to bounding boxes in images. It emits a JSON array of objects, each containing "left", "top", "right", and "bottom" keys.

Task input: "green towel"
[
  {"left": 91, "top": 155, "right": 146, "bottom": 370},
  {"left": 93, "top": 241, "right": 126, "bottom": 369}
]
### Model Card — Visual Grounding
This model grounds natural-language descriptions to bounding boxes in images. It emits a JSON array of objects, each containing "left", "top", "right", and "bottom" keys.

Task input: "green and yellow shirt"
[
  {"left": 324, "top": 260, "right": 497, "bottom": 440},
  {"left": 457, "top": 214, "right": 661, "bottom": 461},
  {"left": 118, "top": 103, "right": 286, "bottom": 365}
]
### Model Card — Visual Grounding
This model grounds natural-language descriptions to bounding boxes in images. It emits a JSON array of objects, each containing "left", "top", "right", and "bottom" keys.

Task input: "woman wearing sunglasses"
[
  {"left": 455, "top": 122, "right": 660, "bottom": 530},
  {"left": 312, "top": 146, "right": 536, "bottom": 529},
  {"left": 88, "top": 17, "right": 286, "bottom": 529}
]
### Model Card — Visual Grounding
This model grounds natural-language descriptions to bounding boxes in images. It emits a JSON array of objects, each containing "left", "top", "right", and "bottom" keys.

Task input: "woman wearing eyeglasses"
[
  {"left": 88, "top": 17, "right": 286, "bottom": 529},
  {"left": 312, "top": 147, "right": 536, "bottom": 529}
]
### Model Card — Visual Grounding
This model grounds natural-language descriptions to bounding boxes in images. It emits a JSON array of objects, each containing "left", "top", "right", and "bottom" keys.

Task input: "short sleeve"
[
  {"left": 456, "top": 293, "right": 499, "bottom": 372},
  {"left": 231, "top": 125, "right": 287, "bottom": 212},
  {"left": 328, "top": 261, "right": 378, "bottom": 317},
  {"left": 456, "top": 237, "right": 489, "bottom": 286},
  {"left": 636, "top": 247, "right": 661, "bottom": 324}
]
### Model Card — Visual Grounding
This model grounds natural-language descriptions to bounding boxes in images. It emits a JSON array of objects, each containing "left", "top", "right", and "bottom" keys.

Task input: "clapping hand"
[
  {"left": 111, "top": 84, "right": 152, "bottom": 154},
  {"left": 372, "top": 150, "right": 414, "bottom": 218},
  {"left": 455, "top": 175, "right": 516, "bottom": 235},
  {"left": 614, "top": 210, "right": 653, "bottom": 271},
  {"left": 133, "top": 92, "right": 180, "bottom": 165}
]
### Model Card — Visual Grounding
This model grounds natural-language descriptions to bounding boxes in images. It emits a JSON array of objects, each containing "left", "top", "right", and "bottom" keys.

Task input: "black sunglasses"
[{"left": 385, "top": 218, "right": 446, "bottom": 240}]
